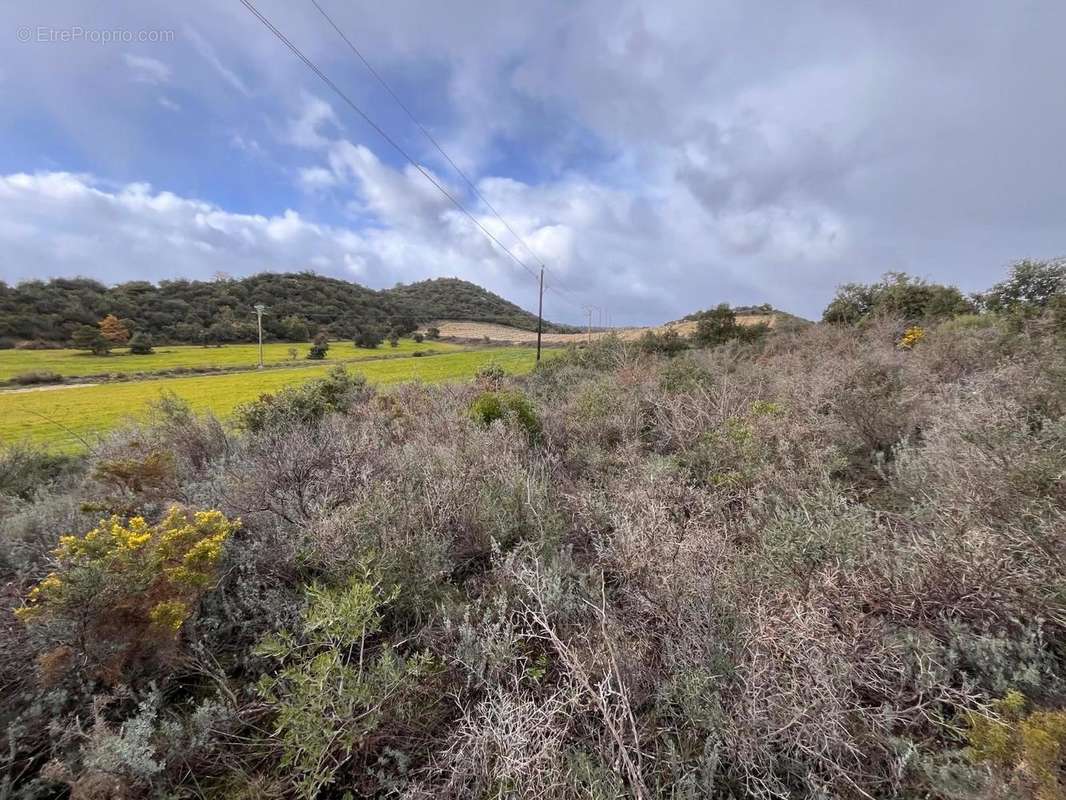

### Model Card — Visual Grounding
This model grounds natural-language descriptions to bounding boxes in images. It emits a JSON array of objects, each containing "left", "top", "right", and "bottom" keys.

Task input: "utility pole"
[
  {"left": 254, "top": 304, "right": 266, "bottom": 369},
  {"left": 535, "top": 267, "right": 544, "bottom": 363},
  {"left": 585, "top": 306, "right": 593, "bottom": 343}
]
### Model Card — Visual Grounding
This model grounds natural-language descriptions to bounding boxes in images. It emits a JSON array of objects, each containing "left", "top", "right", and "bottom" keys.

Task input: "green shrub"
[
  {"left": 72, "top": 324, "right": 111, "bottom": 355},
  {"left": 639, "top": 328, "right": 688, "bottom": 356},
  {"left": 254, "top": 574, "right": 436, "bottom": 799},
  {"left": 306, "top": 332, "right": 329, "bottom": 360},
  {"left": 354, "top": 326, "right": 385, "bottom": 348},
  {"left": 978, "top": 258, "right": 1066, "bottom": 313},
  {"left": 128, "top": 332, "right": 154, "bottom": 354},
  {"left": 0, "top": 444, "right": 78, "bottom": 500},
  {"left": 823, "top": 271, "right": 974, "bottom": 324},
  {"left": 691, "top": 304, "right": 769, "bottom": 348},
  {"left": 233, "top": 366, "right": 370, "bottom": 433},
  {"left": 469, "top": 390, "right": 541, "bottom": 441},
  {"left": 966, "top": 690, "right": 1066, "bottom": 800}
]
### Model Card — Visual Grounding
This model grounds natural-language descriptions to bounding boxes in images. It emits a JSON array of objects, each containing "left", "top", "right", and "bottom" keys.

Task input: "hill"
[
  {"left": 384, "top": 277, "right": 573, "bottom": 332},
  {"left": 0, "top": 272, "right": 567, "bottom": 345}
]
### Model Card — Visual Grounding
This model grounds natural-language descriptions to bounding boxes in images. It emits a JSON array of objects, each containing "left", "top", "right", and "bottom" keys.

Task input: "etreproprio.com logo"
[{"left": 17, "top": 26, "right": 175, "bottom": 44}]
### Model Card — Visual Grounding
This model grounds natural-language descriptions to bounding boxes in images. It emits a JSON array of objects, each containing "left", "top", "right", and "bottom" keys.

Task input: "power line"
[
  {"left": 240, "top": 0, "right": 542, "bottom": 287},
  {"left": 306, "top": 0, "right": 584, "bottom": 311}
]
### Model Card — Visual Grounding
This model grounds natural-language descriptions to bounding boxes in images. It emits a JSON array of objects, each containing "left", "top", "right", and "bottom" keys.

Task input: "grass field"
[
  {"left": 0, "top": 339, "right": 465, "bottom": 382},
  {"left": 0, "top": 348, "right": 556, "bottom": 451}
]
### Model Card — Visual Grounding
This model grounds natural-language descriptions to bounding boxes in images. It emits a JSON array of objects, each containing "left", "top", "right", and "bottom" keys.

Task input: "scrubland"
[{"left": 1, "top": 306, "right": 1064, "bottom": 799}]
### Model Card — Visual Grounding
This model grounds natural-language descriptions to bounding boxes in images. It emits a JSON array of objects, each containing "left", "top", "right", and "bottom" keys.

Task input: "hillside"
[
  {"left": 0, "top": 273, "right": 566, "bottom": 345},
  {"left": 384, "top": 277, "right": 573, "bottom": 332}
]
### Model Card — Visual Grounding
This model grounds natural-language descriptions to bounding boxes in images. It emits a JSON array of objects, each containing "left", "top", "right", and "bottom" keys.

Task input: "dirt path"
[{"left": 0, "top": 382, "right": 96, "bottom": 394}]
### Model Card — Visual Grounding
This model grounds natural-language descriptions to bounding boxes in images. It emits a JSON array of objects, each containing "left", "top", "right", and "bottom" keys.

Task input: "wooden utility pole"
[
  {"left": 586, "top": 306, "right": 593, "bottom": 343},
  {"left": 254, "top": 304, "right": 266, "bottom": 369},
  {"left": 535, "top": 267, "right": 544, "bottom": 362}
]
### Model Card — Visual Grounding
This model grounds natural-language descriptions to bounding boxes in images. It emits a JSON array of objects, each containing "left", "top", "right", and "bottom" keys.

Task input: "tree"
[
  {"left": 279, "top": 315, "right": 311, "bottom": 342},
  {"left": 307, "top": 332, "right": 329, "bottom": 360},
  {"left": 128, "top": 333, "right": 154, "bottom": 354},
  {"left": 977, "top": 259, "right": 1066, "bottom": 312},
  {"left": 388, "top": 331, "right": 400, "bottom": 348},
  {"left": 72, "top": 325, "right": 111, "bottom": 355},
  {"left": 822, "top": 273, "right": 973, "bottom": 324},
  {"left": 412, "top": 332, "right": 424, "bottom": 343},
  {"left": 426, "top": 326, "right": 441, "bottom": 340},
  {"left": 354, "top": 327, "right": 384, "bottom": 349},
  {"left": 99, "top": 314, "right": 130, "bottom": 345},
  {"left": 692, "top": 304, "right": 741, "bottom": 347}
]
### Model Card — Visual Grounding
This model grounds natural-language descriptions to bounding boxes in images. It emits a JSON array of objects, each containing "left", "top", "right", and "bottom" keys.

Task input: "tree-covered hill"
[
  {"left": 0, "top": 272, "right": 569, "bottom": 345},
  {"left": 385, "top": 277, "right": 575, "bottom": 332}
]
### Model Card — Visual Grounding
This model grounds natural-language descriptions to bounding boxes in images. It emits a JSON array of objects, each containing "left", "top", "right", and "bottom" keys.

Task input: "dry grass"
[{"left": 426, "top": 314, "right": 776, "bottom": 344}]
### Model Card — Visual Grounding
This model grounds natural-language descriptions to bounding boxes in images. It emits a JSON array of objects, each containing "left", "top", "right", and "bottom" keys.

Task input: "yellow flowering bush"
[
  {"left": 16, "top": 506, "right": 238, "bottom": 681},
  {"left": 898, "top": 325, "right": 926, "bottom": 349},
  {"left": 966, "top": 690, "right": 1066, "bottom": 800}
]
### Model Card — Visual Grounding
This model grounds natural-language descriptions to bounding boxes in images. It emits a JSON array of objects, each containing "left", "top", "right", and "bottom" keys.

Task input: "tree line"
[{"left": 0, "top": 273, "right": 565, "bottom": 347}]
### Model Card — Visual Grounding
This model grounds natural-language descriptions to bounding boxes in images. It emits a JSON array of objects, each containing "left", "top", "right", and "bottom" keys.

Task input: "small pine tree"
[
  {"left": 72, "top": 325, "right": 111, "bottom": 355},
  {"left": 306, "top": 333, "right": 330, "bottom": 360},
  {"left": 128, "top": 333, "right": 154, "bottom": 354},
  {"left": 99, "top": 314, "right": 130, "bottom": 345}
]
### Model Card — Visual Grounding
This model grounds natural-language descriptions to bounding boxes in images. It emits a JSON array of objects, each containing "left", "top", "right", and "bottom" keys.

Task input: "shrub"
[
  {"left": 966, "top": 691, "right": 1066, "bottom": 799},
  {"left": 15, "top": 339, "right": 62, "bottom": 350},
  {"left": 9, "top": 370, "right": 63, "bottom": 385},
  {"left": 0, "top": 444, "right": 78, "bottom": 501},
  {"left": 16, "top": 506, "right": 237, "bottom": 681},
  {"left": 233, "top": 366, "right": 370, "bottom": 433},
  {"left": 469, "top": 390, "right": 541, "bottom": 441},
  {"left": 690, "top": 304, "right": 769, "bottom": 348},
  {"left": 128, "top": 332, "right": 154, "bottom": 354},
  {"left": 426, "top": 326, "right": 441, "bottom": 340},
  {"left": 978, "top": 258, "right": 1066, "bottom": 313},
  {"left": 254, "top": 574, "right": 436, "bottom": 798},
  {"left": 306, "top": 332, "right": 329, "bottom": 360},
  {"left": 823, "top": 272, "right": 974, "bottom": 323},
  {"left": 474, "top": 362, "right": 507, "bottom": 390},
  {"left": 412, "top": 332, "right": 424, "bottom": 343},
  {"left": 72, "top": 324, "right": 111, "bottom": 355},
  {"left": 354, "top": 326, "right": 385, "bottom": 349},
  {"left": 897, "top": 325, "right": 925, "bottom": 349},
  {"left": 638, "top": 328, "right": 688, "bottom": 356}
]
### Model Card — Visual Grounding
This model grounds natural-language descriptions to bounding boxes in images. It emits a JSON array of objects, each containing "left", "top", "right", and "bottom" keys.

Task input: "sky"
[{"left": 1, "top": 1, "right": 1063, "bottom": 324}]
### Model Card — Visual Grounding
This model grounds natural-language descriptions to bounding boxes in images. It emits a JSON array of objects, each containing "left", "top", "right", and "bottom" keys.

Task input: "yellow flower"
[
  {"left": 898, "top": 325, "right": 925, "bottom": 350},
  {"left": 149, "top": 599, "right": 190, "bottom": 632}
]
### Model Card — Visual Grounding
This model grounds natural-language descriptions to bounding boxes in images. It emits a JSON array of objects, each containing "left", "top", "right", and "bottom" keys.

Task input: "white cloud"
[
  {"left": 184, "top": 25, "right": 252, "bottom": 97},
  {"left": 158, "top": 96, "right": 181, "bottom": 112},
  {"left": 298, "top": 166, "right": 338, "bottom": 191},
  {"left": 287, "top": 93, "right": 341, "bottom": 149},
  {"left": 123, "top": 53, "right": 172, "bottom": 85}
]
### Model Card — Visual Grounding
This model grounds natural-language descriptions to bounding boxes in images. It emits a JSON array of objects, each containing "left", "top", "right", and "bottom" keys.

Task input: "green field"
[
  {"left": 0, "top": 339, "right": 465, "bottom": 382},
  {"left": 0, "top": 348, "right": 556, "bottom": 451}
]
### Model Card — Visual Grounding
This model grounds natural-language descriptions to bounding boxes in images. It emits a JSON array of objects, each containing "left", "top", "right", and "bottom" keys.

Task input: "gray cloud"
[{"left": 0, "top": 0, "right": 1063, "bottom": 322}]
